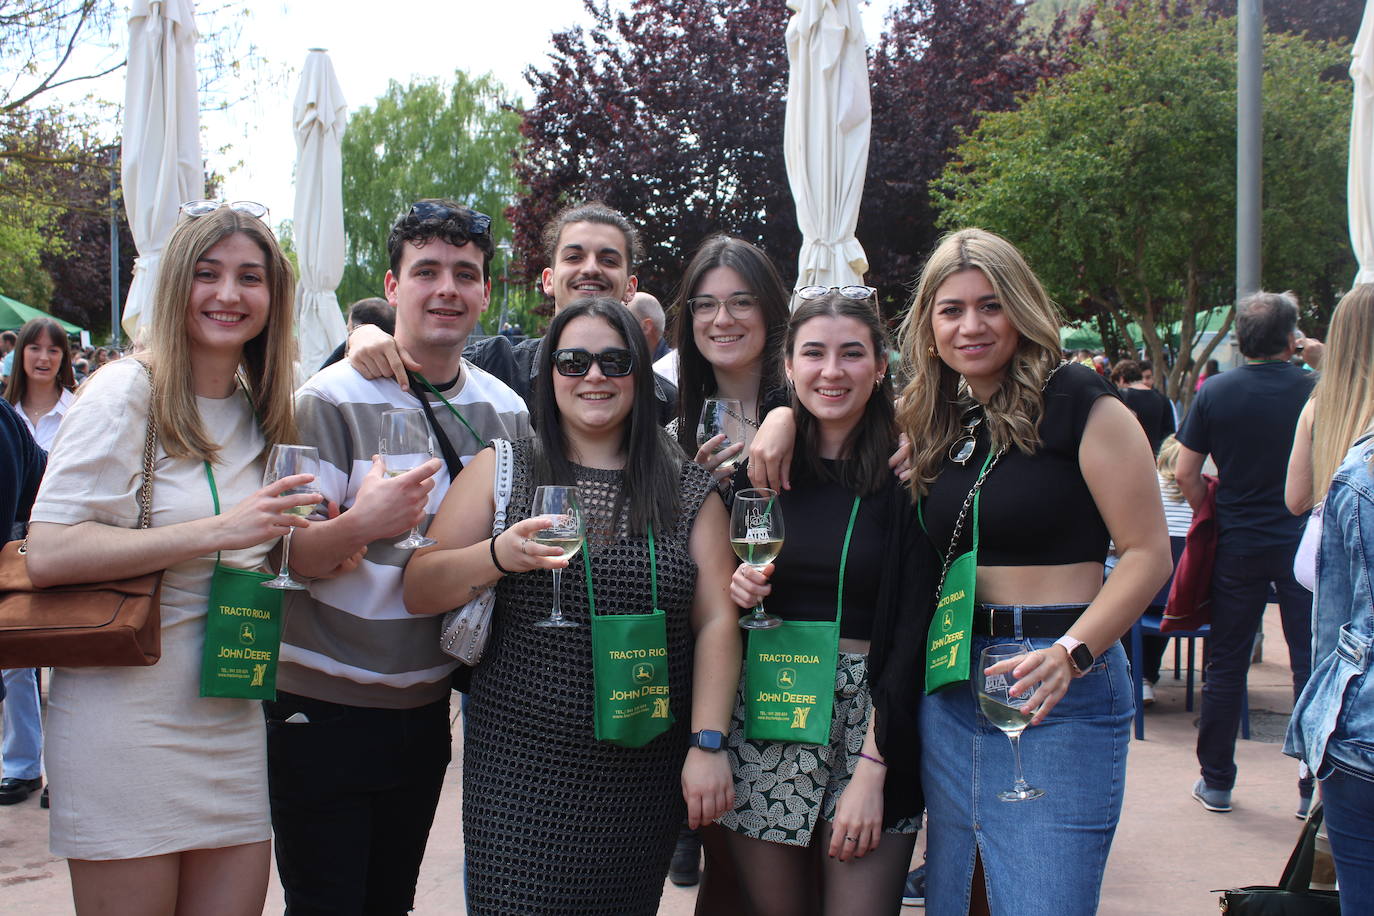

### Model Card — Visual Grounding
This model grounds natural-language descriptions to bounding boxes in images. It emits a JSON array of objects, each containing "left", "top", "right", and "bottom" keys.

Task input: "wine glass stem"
[
  {"left": 278, "top": 528, "right": 295, "bottom": 580},
  {"left": 1007, "top": 731, "right": 1030, "bottom": 790},
  {"left": 550, "top": 567, "right": 565, "bottom": 623},
  {"left": 753, "top": 600, "right": 767, "bottom": 621}
]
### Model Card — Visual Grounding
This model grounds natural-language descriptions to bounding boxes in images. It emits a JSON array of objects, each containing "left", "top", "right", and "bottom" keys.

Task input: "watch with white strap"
[{"left": 1054, "top": 635, "right": 1094, "bottom": 677}]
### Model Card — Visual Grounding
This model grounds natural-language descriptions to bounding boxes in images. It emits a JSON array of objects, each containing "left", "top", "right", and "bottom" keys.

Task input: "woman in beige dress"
[{"left": 26, "top": 203, "right": 314, "bottom": 915}]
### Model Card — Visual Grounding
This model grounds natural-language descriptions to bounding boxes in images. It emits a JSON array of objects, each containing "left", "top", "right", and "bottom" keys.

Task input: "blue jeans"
[
  {"left": 920, "top": 626, "right": 1131, "bottom": 916},
  {"left": 1, "top": 668, "right": 42, "bottom": 780},
  {"left": 1321, "top": 767, "right": 1374, "bottom": 913},
  {"left": 1199, "top": 545, "right": 1312, "bottom": 790}
]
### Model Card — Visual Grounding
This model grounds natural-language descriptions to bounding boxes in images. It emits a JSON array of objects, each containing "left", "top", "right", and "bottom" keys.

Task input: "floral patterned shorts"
[{"left": 716, "top": 651, "right": 921, "bottom": 847}]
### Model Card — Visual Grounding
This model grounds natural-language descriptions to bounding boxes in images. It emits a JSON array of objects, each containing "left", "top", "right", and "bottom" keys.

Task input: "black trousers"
[
  {"left": 265, "top": 691, "right": 452, "bottom": 916},
  {"left": 1196, "top": 544, "right": 1312, "bottom": 791}
]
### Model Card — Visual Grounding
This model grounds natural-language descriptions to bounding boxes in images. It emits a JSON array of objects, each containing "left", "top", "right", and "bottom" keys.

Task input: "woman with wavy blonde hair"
[
  {"left": 888, "top": 228, "right": 1170, "bottom": 916},
  {"left": 25, "top": 203, "right": 316, "bottom": 915}
]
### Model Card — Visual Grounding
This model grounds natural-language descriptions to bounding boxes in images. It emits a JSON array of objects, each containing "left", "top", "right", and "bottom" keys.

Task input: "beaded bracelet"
[
  {"left": 857, "top": 752, "right": 887, "bottom": 768},
  {"left": 489, "top": 535, "right": 514, "bottom": 575}
]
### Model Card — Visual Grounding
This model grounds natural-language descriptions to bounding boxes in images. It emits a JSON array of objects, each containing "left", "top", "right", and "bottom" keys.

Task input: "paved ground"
[{"left": 0, "top": 609, "right": 1319, "bottom": 914}]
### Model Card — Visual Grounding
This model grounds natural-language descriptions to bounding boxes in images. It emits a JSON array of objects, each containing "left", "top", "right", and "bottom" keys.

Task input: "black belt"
[{"left": 972, "top": 606, "right": 1084, "bottom": 639}]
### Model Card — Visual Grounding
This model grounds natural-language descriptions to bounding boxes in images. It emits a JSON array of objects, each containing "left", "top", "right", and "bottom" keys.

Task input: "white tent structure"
[
  {"left": 291, "top": 49, "right": 349, "bottom": 380},
  {"left": 120, "top": 0, "right": 203, "bottom": 339},
  {"left": 783, "top": 0, "right": 872, "bottom": 300},
  {"left": 1349, "top": 2, "right": 1374, "bottom": 284}
]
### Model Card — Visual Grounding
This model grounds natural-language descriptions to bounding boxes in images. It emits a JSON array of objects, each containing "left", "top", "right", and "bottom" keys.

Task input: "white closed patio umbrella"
[
  {"left": 292, "top": 49, "right": 349, "bottom": 381},
  {"left": 120, "top": 0, "right": 203, "bottom": 340},
  {"left": 1350, "top": 2, "right": 1374, "bottom": 284},
  {"left": 784, "top": 0, "right": 871, "bottom": 302}
]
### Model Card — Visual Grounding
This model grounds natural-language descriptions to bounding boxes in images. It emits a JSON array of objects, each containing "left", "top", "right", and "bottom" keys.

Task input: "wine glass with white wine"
[
  {"left": 261, "top": 444, "right": 321, "bottom": 591},
  {"left": 975, "top": 643, "right": 1045, "bottom": 802},
  {"left": 380, "top": 408, "right": 437, "bottom": 549},
  {"left": 729, "top": 487, "right": 783, "bottom": 630},
  {"left": 530, "top": 485, "right": 585, "bottom": 628},
  {"left": 697, "top": 398, "right": 749, "bottom": 473}
]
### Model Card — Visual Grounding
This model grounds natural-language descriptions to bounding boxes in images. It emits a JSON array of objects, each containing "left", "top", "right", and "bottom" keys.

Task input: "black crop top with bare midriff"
[{"left": 921, "top": 363, "right": 1121, "bottom": 567}]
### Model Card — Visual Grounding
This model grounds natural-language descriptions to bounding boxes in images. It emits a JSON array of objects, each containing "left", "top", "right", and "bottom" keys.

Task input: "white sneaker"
[{"left": 1141, "top": 681, "right": 1156, "bottom": 706}]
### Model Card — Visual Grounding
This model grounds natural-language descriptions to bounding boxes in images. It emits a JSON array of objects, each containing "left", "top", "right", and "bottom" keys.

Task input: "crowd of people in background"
[{"left": 0, "top": 195, "right": 1368, "bottom": 916}]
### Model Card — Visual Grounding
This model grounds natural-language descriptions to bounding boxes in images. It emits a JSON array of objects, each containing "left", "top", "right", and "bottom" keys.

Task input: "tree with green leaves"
[
  {"left": 934, "top": 5, "right": 1352, "bottom": 401},
  {"left": 338, "top": 70, "right": 532, "bottom": 332}
]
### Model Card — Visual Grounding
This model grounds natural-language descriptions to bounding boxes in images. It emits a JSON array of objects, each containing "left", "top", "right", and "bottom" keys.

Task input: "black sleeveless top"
[{"left": 922, "top": 363, "right": 1120, "bottom": 566}]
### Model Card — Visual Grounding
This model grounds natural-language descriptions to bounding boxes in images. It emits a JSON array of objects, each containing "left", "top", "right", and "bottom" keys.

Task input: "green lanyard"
[
  {"left": 414, "top": 372, "right": 488, "bottom": 448},
  {"left": 743, "top": 494, "right": 860, "bottom": 744},
  {"left": 582, "top": 526, "right": 674, "bottom": 747}
]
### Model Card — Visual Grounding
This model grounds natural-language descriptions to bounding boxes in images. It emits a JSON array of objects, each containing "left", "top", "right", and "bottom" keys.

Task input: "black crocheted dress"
[{"left": 463, "top": 439, "right": 715, "bottom": 915}]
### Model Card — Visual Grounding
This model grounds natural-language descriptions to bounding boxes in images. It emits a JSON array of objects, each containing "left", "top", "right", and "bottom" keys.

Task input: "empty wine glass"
[
  {"left": 975, "top": 643, "right": 1045, "bottom": 802},
  {"left": 530, "top": 485, "right": 585, "bottom": 629},
  {"left": 380, "top": 408, "right": 437, "bottom": 549},
  {"left": 261, "top": 444, "right": 321, "bottom": 591},
  {"left": 698, "top": 398, "right": 749, "bottom": 472},
  {"left": 730, "top": 487, "right": 783, "bottom": 630}
]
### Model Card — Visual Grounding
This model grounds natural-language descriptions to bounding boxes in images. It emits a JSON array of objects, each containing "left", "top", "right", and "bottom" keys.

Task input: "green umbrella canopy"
[
  {"left": 0, "top": 294, "right": 83, "bottom": 334},
  {"left": 1059, "top": 322, "right": 1144, "bottom": 351}
]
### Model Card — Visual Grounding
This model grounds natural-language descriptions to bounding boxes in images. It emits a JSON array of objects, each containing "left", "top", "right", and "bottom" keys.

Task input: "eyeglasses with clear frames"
[
  {"left": 794, "top": 285, "right": 877, "bottom": 304},
  {"left": 180, "top": 199, "right": 270, "bottom": 221},
  {"left": 687, "top": 294, "right": 759, "bottom": 322}
]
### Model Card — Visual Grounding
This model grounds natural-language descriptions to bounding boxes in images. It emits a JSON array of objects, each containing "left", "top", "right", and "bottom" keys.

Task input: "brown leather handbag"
[{"left": 0, "top": 365, "right": 163, "bottom": 668}]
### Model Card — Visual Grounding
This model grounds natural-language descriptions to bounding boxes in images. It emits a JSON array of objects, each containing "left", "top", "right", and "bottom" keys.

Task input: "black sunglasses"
[
  {"left": 552, "top": 347, "right": 635, "bottom": 377},
  {"left": 407, "top": 200, "right": 493, "bottom": 238}
]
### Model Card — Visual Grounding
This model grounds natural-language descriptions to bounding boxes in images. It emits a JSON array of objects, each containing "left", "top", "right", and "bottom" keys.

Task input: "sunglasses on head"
[
  {"left": 795, "top": 285, "right": 877, "bottom": 303},
  {"left": 552, "top": 347, "right": 635, "bottom": 377},
  {"left": 407, "top": 200, "right": 493, "bottom": 238},
  {"left": 180, "top": 199, "right": 270, "bottom": 221}
]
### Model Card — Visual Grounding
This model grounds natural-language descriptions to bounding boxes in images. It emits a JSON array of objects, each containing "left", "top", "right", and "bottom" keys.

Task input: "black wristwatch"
[
  {"left": 689, "top": 729, "right": 725, "bottom": 752},
  {"left": 1055, "top": 635, "right": 1094, "bottom": 677}
]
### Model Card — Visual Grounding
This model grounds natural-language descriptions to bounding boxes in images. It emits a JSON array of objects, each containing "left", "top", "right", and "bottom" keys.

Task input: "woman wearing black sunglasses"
[{"left": 405, "top": 297, "right": 741, "bottom": 915}]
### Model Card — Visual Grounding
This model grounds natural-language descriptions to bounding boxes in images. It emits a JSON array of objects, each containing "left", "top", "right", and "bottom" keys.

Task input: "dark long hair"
[
  {"left": 786, "top": 294, "right": 896, "bottom": 496},
  {"left": 531, "top": 298, "right": 681, "bottom": 532},
  {"left": 671, "top": 235, "right": 789, "bottom": 453},
  {"left": 4, "top": 317, "right": 75, "bottom": 406}
]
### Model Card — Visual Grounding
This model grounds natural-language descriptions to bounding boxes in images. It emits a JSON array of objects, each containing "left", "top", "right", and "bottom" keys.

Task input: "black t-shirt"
[
  {"left": 751, "top": 460, "right": 885, "bottom": 641},
  {"left": 922, "top": 363, "right": 1120, "bottom": 566},
  {"left": 1120, "top": 386, "right": 1175, "bottom": 455},
  {"left": 1175, "top": 361, "right": 1315, "bottom": 551}
]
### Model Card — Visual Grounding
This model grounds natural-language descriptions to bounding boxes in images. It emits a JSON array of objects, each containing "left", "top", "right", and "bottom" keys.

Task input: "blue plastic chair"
[{"left": 1129, "top": 611, "right": 1249, "bottom": 741}]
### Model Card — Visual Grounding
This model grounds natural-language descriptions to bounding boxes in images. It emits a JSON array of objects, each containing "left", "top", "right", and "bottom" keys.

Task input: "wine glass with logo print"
[
  {"left": 380, "top": 408, "right": 438, "bottom": 549},
  {"left": 697, "top": 398, "right": 749, "bottom": 473},
  {"left": 261, "top": 445, "right": 321, "bottom": 590},
  {"left": 531, "top": 485, "right": 586, "bottom": 628},
  {"left": 730, "top": 487, "right": 784, "bottom": 630},
  {"left": 975, "top": 643, "right": 1044, "bottom": 802}
]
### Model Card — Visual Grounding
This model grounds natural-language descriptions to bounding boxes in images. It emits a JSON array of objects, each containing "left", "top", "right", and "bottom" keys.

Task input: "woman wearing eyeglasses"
[
  {"left": 405, "top": 297, "right": 740, "bottom": 915},
  {"left": 893, "top": 229, "right": 1170, "bottom": 916},
  {"left": 670, "top": 236, "right": 791, "bottom": 486},
  {"left": 23, "top": 202, "right": 320, "bottom": 914}
]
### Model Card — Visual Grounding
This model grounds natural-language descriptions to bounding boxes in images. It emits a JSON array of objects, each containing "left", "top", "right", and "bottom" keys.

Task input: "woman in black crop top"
[
  {"left": 894, "top": 229, "right": 1171, "bottom": 916},
  {"left": 712, "top": 291, "right": 931, "bottom": 915}
]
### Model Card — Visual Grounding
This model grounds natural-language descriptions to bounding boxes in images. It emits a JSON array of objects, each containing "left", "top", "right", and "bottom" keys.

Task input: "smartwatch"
[
  {"left": 1054, "top": 635, "right": 1094, "bottom": 677},
  {"left": 689, "top": 729, "right": 725, "bottom": 752}
]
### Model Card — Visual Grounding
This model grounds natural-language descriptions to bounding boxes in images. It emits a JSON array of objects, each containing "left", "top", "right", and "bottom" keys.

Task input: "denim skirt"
[{"left": 919, "top": 611, "right": 1131, "bottom": 916}]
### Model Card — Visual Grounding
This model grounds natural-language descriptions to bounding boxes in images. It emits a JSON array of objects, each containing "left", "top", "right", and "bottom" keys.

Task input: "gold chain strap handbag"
[{"left": 0, "top": 363, "right": 163, "bottom": 668}]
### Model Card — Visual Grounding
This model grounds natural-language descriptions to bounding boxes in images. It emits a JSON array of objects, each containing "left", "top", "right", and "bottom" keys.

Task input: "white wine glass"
[
  {"left": 697, "top": 398, "right": 749, "bottom": 472},
  {"left": 261, "top": 444, "right": 321, "bottom": 591},
  {"left": 975, "top": 643, "right": 1045, "bottom": 802},
  {"left": 530, "top": 485, "right": 585, "bottom": 629},
  {"left": 380, "top": 408, "right": 437, "bottom": 549},
  {"left": 730, "top": 487, "right": 783, "bottom": 630}
]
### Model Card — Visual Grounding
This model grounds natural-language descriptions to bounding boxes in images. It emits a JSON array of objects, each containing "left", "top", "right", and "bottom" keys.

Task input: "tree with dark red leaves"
[
  {"left": 512, "top": 0, "right": 798, "bottom": 317},
  {"left": 860, "top": 0, "right": 1091, "bottom": 311}
]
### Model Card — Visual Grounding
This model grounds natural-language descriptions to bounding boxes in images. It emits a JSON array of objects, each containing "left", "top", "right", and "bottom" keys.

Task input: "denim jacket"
[{"left": 1285, "top": 436, "right": 1374, "bottom": 780}]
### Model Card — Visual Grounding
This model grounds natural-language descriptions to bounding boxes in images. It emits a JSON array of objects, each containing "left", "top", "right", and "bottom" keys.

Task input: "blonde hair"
[
  {"left": 896, "top": 228, "right": 1064, "bottom": 498},
  {"left": 1156, "top": 435, "right": 1183, "bottom": 501},
  {"left": 146, "top": 207, "right": 298, "bottom": 461},
  {"left": 1310, "top": 285, "right": 1374, "bottom": 501}
]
